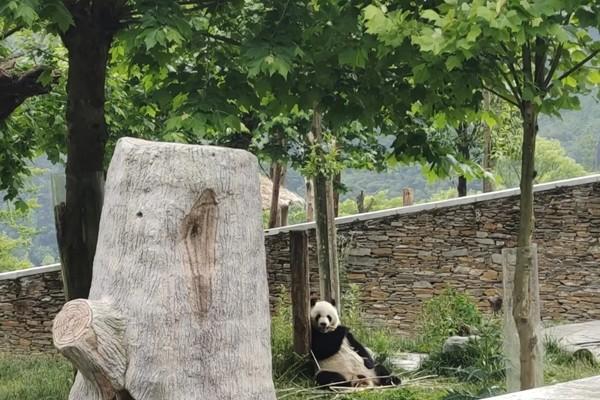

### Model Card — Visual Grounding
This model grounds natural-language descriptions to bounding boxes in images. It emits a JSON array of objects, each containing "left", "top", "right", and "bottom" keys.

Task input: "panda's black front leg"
[
  {"left": 315, "top": 371, "right": 351, "bottom": 387},
  {"left": 346, "top": 331, "right": 375, "bottom": 369},
  {"left": 374, "top": 365, "right": 401, "bottom": 386}
]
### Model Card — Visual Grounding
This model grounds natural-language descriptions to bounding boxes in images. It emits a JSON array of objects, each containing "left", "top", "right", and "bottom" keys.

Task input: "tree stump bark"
[{"left": 52, "top": 137, "right": 276, "bottom": 400}]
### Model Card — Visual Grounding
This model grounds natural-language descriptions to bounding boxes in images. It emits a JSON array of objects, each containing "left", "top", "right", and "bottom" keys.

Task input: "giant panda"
[{"left": 309, "top": 299, "right": 400, "bottom": 388}]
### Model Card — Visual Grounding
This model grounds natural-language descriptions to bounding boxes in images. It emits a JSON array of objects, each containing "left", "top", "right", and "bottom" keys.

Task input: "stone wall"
[
  {"left": 266, "top": 176, "right": 600, "bottom": 332},
  {"left": 2, "top": 176, "right": 600, "bottom": 354},
  {"left": 0, "top": 265, "right": 64, "bottom": 354}
]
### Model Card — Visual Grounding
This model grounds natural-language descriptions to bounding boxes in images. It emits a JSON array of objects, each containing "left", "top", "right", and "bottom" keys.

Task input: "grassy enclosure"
[{"left": 1, "top": 288, "right": 599, "bottom": 400}]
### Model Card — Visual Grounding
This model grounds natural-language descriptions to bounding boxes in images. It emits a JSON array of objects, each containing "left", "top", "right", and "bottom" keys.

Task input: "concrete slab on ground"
[
  {"left": 486, "top": 375, "right": 600, "bottom": 399},
  {"left": 544, "top": 320, "right": 600, "bottom": 362},
  {"left": 389, "top": 352, "right": 428, "bottom": 372}
]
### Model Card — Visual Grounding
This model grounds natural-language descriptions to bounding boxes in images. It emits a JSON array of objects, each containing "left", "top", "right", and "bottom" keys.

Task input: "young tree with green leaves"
[
  {"left": 366, "top": 0, "right": 600, "bottom": 389},
  {"left": 237, "top": 0, "right": 396, "bottom": 309}
]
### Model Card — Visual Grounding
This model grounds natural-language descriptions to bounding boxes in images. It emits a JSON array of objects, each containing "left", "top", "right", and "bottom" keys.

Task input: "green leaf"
[
  {"left": 338, "top": 47, "right": 368, "bottom": 68},
  {"left": 421, "top": 9, "right": 440, "bottom": 22},
  {"left": 433, "top": 113, "right": 447, "bottom": 129},
  {"left": 587, "top": 70, "right": 600, "bottom": 84},
  {"left": 445, "top": 55, "right": 462, "bottom": 71},
  {"left": 481, "top": 111, "right": 498, "bottom": 128},
  {"left": 37, "top": 69, "right": 53, "bottom": 86},
  {"left": 14, "top": 199, "right": 28, "bottom": 212},
  {"left": 475, "top": 6, "right": 496, "bottom": 22},
  {"left": 563, "top": 75, "right": 577, "bottom": 88},
  {"left": 172, "top": 93, "right": 188, "bottom": 110},
  {"left": 144, "top": 29, "right": 159, "bottom": 50},
  {"left": 466, "top": 25, "right": 481, "bottom": 42},
  {"left": 496, "top": 0, "right": 507, "bottom": 15}
]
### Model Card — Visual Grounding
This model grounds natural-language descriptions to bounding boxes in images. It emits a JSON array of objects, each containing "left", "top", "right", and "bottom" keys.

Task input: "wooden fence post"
[
  {"left": 403, "top": 187, "right": 414, "bottom": 206},
  {"left": 290, "top": 230, "right": 310, "bottom": 355},
  {"left": 280, "top": 204, "right": 289, "bottom": 227}
]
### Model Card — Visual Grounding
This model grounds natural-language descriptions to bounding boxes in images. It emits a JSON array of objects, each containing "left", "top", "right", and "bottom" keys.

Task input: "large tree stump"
[{"left": 52, "top": 138, "right": 276, "bottom": 400}]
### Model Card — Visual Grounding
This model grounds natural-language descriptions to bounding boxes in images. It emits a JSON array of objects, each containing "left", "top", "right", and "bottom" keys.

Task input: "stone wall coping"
[
  {"left": 0, "top": 263, "right": 61, "bottom": 281},
  {"left": 265, "top": 174, "right": 600, "bottom": 236}
]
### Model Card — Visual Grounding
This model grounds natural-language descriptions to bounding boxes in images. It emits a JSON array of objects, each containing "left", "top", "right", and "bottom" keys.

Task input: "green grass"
[
  {"left": 543, "top": 337, "right": 600, "bottom": 385},
  {"left": 0, "top": 353, "right": 72, "bottom": 400}
]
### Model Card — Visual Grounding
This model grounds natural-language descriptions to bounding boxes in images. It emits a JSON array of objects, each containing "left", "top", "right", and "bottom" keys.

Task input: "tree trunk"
[
  {"left": 595, "top": 140, "right": 600, "bottom": 171},
  {"left": 402, "top": 188, "right": 414, "bottom": 206},
  {"left": 311, "top": 108, "right": 340, "bottom": 311},
  {"left": 268, "top": 161, "right": 284, "bottom": 228},
  {"left": 314, "top": 175, "right": 340, "bottom": 310},
  {"left": 53, "top": 138, "right": 276, "bottom": 400},
  {"left": 57, "top": 9, "right": 119, "bottom": 300},
  {"left": 457, "top": 176, "right": 467, "bottom": 197},
  {"left": 357, "top": 190, "right": 366, "bottom": 213},
  {"left": 279, "top": 204, "right": 289, "bottom": 227},
  {"left": 305, "top": 178, "right": 314, "bottom": 221},
  {"left": 333, "top": 173, "right": 341, "bottom": 217},
  {"left": 457, "top": 123, "right": 470, "bottom": 197},
  {"left": 483, "top": 92, "right": 494, "bottom": 193},
  {"left": 512, "top": 100, "right": 540, "bottom": 390}
]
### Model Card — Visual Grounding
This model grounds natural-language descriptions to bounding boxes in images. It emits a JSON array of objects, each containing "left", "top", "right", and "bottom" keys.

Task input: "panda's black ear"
[
  {"left": 330, "top": 298, "right": 336, "bottom": 307},
  {"left": 310, "top": 298, "right": 317, "bottom": 307}
]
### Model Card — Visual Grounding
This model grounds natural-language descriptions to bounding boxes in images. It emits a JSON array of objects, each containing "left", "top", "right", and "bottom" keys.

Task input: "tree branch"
[
  {"left": 199, "top": 31, "right": 240, "bottom": 46},
  {"left": 0, "top": 66, "right": 54, "bottom": 121},
  {"left": 556, "top": 49, "right": 600, "bottom": 82},
  {"left": 497, "top": 43, "right": 523, "bottom": 101},
  {"left": 498, "top": 67, "right": 522, "bottom": 103},
  {"left": 0, "top": 25, "right": 24, "bottom": 41},
  {"left": 543, "top": 43, "right": 563, "bottom": 88},
  {"left": 534, "top": 37, "right": 547, "bottom": 89},
  {"left": 482, "top": 84, "right": 519, "bottom": 107},
  {"left": 522, "top": 41, "right": 533, "bottom": 84}
]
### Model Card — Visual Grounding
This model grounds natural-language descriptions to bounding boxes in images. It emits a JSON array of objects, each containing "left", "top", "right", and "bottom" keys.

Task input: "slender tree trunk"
[
  {"left": 311, "top": 108, "right": 340, "bottom": 311},
  {"left": 333, "top": 173, "right": 341, "bottom": 217},
  {"left": 513, "top": 100, "right": 540, "bottom": 390},
  {"left": 595, "top": 140, "right": 600, "bottom": 171},
  {"left": 483, "top": 92, "right": 494, "bottom": 192},
  {"left": 305, "top": 178, "right": 314, "bottom": 221},
  {"left": 356, "top": 190, "right": 366, "bottom": 213},
  {"left": 457, "top": 176, "right": 467, "bottom": 197},
  {"left": 457, "top": 123, "right": 470, "bottom": 197},
  {"left": 57, "top": 8, "right": 119, "bottom": 300},
  {"left": 268, "top": 161, "right": 284, "bottom": 228},
  {"left": 402, "top": 187, "right": 414, "bottom": 206},
  {"left": 279, "top": 204, "right": 289, "bottom": 226}
]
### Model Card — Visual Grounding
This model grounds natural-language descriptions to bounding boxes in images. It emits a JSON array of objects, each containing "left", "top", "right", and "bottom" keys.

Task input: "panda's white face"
[{"left": 310, "top": 300, "right": 339, "bottom": 333}]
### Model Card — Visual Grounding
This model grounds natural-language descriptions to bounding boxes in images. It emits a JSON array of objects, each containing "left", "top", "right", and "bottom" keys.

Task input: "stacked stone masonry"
[
  {"left": 266, "top": 178, "right": 600, "bottom": 332},
  {"left": 0, "top": 267, "right": 64, "bottom": 355},
  {"left": 1, "top": 176, "right": 600, "bottom": 354}
]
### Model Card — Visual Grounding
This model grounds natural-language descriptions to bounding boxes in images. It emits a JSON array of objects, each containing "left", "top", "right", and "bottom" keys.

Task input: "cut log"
[
  {"left": 53, "top": 137, "right": 276, "bottom": 400},
  {"left": 53, "top": 299, "right": 127, "bottom": 399}
]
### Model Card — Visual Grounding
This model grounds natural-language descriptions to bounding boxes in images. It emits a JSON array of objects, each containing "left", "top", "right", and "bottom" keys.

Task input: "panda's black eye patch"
[
  {"left": 316, "top": 314, "right": 321, "bottom": 319},
  {"left": 327, "top": 315, "right": 332, "bottom": 322}
]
